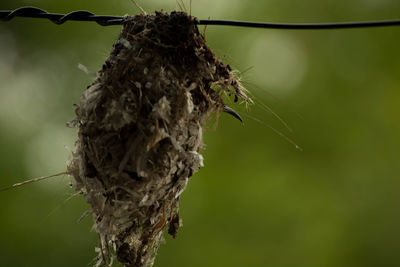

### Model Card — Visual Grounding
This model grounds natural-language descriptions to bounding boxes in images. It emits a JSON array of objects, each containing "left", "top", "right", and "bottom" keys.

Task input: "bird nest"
[{"left": 67, "top": 11, "right": 248, "bottom": 267}]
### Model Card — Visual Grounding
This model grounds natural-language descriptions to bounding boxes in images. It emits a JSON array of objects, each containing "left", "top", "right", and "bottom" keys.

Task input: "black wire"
[
  {"left": 198, "top": 19, "right": 400, "bottom": 29},
  {"left": 0, "top": 6, "right": 124, "bottom": 26},
  {"left": 2, "top": 6, "right": 400, "bottom": 30}
]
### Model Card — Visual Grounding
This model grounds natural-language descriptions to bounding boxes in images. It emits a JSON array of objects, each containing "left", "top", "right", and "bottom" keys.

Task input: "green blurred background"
[{"left": 1, "top": 0, "right": 400, "bottom": 266}]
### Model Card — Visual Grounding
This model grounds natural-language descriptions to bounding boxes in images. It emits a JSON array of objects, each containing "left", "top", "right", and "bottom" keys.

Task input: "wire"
[
  {"left": 198, "top": 19, "right": 400, "bottom": 29},
  {"left": 0, "top": 6, "right": 124, "bottom": 26},
  {"left": 2, "top": 6, "right": 400, "bottom": 30}
]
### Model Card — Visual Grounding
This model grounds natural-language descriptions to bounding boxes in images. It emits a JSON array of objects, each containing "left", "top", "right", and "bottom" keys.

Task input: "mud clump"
[{"left": 67, "top": 11, "right": 248, "bottom": 267}]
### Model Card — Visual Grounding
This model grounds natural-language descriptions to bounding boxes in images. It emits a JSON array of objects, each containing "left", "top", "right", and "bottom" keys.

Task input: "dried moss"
[{"left": 67, "top": 11, "right": 248, "bottom": 267}]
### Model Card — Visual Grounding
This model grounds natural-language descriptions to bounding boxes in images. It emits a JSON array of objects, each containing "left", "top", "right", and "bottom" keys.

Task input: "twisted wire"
[
  {"left": 2, "top": 6, "right": 400, "bottom": 29},
  {"left": 0, "top": 6, "right": 124, "bottom": 26}
]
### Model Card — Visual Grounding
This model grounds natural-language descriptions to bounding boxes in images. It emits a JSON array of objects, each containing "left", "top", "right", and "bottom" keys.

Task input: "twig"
[{"left": 0, "top": 172, "right": 68, "bottom": 192}]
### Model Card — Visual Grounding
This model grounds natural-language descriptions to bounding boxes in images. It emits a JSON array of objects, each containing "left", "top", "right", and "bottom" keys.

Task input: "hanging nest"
[{"left": 67, "top": 11, "right": 249, "bottom": 267}]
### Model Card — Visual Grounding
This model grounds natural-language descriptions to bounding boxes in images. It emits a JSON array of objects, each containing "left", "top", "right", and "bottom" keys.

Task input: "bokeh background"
[{"left": 1, "top": 0, "right": 400, "bottom": 266}]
